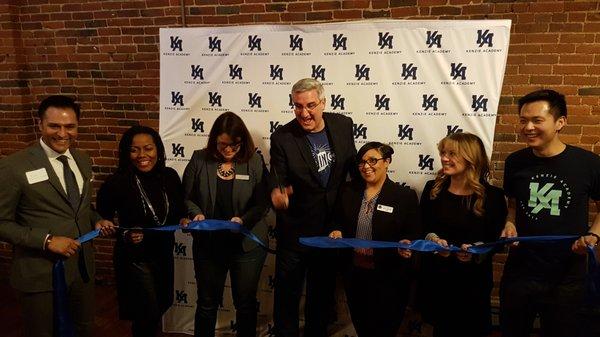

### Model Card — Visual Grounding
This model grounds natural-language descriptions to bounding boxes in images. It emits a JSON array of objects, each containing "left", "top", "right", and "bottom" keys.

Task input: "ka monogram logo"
[
  {"left": 170, "top": 36, "right": 182, "bottom": 51},
  {"left": 422, "top": 94, "right": 438, "bottom": 111},
  {"left": 191, "top": 118, "right": 204, "bottom": 133},
  {"left": 353, "top": 123, "right": 367, "bottom": 139},
  {"left": 378, "top": 32, "right": 393, "bottom": 49},
  {"left": 173, "top": 242, "right": 187, "bottom": 256},
  {"left": 208, "top": 92, "right": 222, "bottom": 107},
  {"left": 311, "top": 65, "right": 325, "bottom": 81},
  {"left": 398, "top": 125, "right": 414, "bottom": 140},
  {"left": 426, "top": 31, "right": 442, "bottom": 48},
  {"left": 332, "top": 33, "right": 347, "bottom": 50},
  {"left": 248, "top": 35, "right": 261, "bottom": 51},
  {"left": 171, "top": 91, "right": 184, "bottom": 106},
  {"left": 229, "top": 64, "right": 243, "bottom": 80},
  {"left": 175, "top": 290, "right": 188, "bottom": 304},
  {"left": 355, "top": 64, "right": 370, "bottom": 81},
  {"left": 471, "top": 95, "right": 488, "bottom": 112},
  {"left": 248, "top": 93, "right": 262, "bottom": 108},
  {"left": 402, "top": 63, "right": 417, "bottom": 80},
  {"left": 477, "top": 29, "right": 494, "bottom": 47},
  {"left": 375, "top": 94, "right": 390, "bottom": 111},
  {"left": 330, "top": 94, "right": 345, "bottom": 110},
  {"left": 289, "top": 34, "right": 303, "bottom": 51},
  {"left": 270, "top": 65, "right": 283, "bottom": 80},
  {"left": 528, "top": 182, "right": 562, "bottom": 216},
  {"left": 447, "top": 125, "right": 463, "bottom": 135},
  {"left": 208, "top": 36, "right": 221, "bottom": 52},
  {"left": 172, "top": 143, "right": 185, "bottom": 158},
  {"left": 269, "top": 121, "right": 281, "bottom": 133},
  {"left": 191, "top": 65, "right": 203, "bottom": 80},
  {"left": 419, "top": 155, "right": 434, "bottom": 170},
  {"left": 450, "top": 63, "right": 467, "bottom": 80}
]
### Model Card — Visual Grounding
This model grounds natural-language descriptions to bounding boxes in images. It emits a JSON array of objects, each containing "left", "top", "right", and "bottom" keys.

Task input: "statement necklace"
[
  {"left": 217, "top": 162, "right": 235, "bottom": 178},
  {"left": 135, "top": 175, "right": 169, "bottom": 227}
]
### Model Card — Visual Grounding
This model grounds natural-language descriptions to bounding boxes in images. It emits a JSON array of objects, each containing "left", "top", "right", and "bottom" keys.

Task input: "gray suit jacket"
[
  {"left": 182, "top": 149, "right": 269, "bottom": 251},
  {"left": 0, "top": 144, "right": 99, "bottom": 292}
]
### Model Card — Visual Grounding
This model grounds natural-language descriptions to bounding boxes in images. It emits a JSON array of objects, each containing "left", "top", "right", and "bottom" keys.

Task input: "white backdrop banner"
[{"left": 159, "top": 20, "right": 510, "bottom": 337}]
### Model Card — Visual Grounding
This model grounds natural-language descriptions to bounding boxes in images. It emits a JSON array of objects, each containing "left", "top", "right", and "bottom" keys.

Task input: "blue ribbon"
[
  {"left": 75, "top": 220, "right": 274, "bottom": 253},
  {"left": 299, "top": 235, "right": 582, "bottom": 254},
  {"left": 53, "top": 260, "right": 74, "bottom": 337}
]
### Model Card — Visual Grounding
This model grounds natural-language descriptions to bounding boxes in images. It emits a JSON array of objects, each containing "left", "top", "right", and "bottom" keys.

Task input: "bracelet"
[
  {"left": 44, "top": 234, "right": 53, "bottom": 250},
  {"left": 586, "top": 232, "right": 600, "bottom": 245}
]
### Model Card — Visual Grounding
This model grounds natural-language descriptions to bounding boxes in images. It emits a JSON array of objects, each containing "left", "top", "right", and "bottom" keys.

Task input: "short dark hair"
[
  {"left": 356, "top": 141, "right": 394, "bottom": 164},
  {"left": 518, "top": 89, "right": 567, "bottom": 119},
  {"left": 118, "top": 125, "right": 166, "bottom": 173},
  {"left": 206, "top": 111, "right": 255, "bottom": 163},
  {"left": 38, "top": 95, "right": 81, "bottom": 120}
]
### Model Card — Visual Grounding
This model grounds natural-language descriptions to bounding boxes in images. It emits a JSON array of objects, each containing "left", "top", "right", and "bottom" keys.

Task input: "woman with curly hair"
[{"left": 419, "top": 132, "right": 507, "bottom": 337}]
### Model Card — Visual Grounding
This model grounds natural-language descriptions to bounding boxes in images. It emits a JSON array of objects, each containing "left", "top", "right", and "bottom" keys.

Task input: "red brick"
[
  {"left": 333, "top": 10, "right": 362, "bottom": 20},
  {"left": 313, "top": 1, "right": 341, "bottom": 11},
  {"left": 342, "top": 1, "right": 370, "bottom": 9}
]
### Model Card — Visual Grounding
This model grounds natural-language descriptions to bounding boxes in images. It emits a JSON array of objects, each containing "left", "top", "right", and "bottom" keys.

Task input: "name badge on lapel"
[
  {"left": 26, "top": 168, "right": 49, "bottom": 184},
  {"left": 235, "top": 174, "right": 250, "bottom": 181},
  {"left": 376, "top": 204, "right": 394, "bottom": 213}
]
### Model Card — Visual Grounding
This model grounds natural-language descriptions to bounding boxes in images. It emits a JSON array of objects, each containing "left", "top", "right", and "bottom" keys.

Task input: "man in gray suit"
[{"left": 0, "top": 95, "right": 115, "bottom": 337}]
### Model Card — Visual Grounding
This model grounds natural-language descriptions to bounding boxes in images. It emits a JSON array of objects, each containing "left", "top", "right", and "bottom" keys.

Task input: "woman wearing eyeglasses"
[
  {"left": 328, "top": 142, "right": 420, "bottom": 337},
  {"left": 418, "top": 132, "right": 507, "bottom": 337},
  {"left": 182, "top": 111, "right": 269, "bottom": 337}
]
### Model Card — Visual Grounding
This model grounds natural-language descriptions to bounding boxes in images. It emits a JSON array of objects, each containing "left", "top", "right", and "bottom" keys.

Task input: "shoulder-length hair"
[
  {"left": 206, "top": 111, "right": 255, "bottom": 163},
  {"left": 430, "top": 132, "right": 490, "bottom": 216},
  {"left": 117, "top": 125, "right": 166, "bottom": 173}
]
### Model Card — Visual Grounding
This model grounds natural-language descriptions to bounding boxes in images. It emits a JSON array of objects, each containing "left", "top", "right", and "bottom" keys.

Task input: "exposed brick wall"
[{"left": 0, "top": 0, "right": 598, "bottom": 286}]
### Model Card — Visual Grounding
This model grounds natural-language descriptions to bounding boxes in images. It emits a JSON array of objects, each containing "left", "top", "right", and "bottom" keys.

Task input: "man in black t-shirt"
[
  {"left": 269, "top": 78, "right": 357, "bottom": 337},
  {"left": 500, "top": 89, "right": 600, "bottom": 337}
]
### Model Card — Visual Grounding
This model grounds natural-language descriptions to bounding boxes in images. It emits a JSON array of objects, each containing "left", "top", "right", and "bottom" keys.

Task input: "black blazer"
[
  {"left": 269, "top": 113, "right": 358, "bottom": 249},
  {"left": 332, "top": 177, "right": 420, "bottom": 273}
]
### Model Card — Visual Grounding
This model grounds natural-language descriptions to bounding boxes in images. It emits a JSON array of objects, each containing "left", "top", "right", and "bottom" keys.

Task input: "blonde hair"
[{"left": 430, "top": 132, "right": 490, "bottom": 216}]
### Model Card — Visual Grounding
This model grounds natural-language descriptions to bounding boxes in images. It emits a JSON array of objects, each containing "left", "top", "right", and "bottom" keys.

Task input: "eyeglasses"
[
  {"left": 293, "top": 100, "right": 322, "bottom": 113},
  {"left": 217, "top": 141, "right": 242, "bottom": 151},
  {"left": 357, "top": 157, "right": 385, "bottom": 168}
]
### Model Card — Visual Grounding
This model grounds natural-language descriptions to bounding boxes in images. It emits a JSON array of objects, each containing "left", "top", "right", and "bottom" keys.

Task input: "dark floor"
[{"left": 0, "top": 281, "right": 187, "bottom": 337}]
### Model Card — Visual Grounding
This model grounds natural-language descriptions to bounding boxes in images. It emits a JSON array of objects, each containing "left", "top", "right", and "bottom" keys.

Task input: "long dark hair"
[
  {"left": 206, "top": 111, "right": 255, "bottom": 163},
  {"left": 117, "top": 125, "right": 166, "bottom": 173}
]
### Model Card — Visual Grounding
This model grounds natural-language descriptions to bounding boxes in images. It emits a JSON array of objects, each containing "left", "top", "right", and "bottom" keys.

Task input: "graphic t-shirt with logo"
[
  {"left": 503, "top": 145, "right": 600, "bottom": 280},
  {"left": 306, "top": 129, "right": 335, "bottom": 187}
]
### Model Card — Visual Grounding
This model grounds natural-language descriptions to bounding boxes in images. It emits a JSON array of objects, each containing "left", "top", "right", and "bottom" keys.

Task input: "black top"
[
  {"left": 97, "top": 167, "right": 186, "bottom": 261},
  {"left": 332, "top": 177, "right": 420, "bottom": 274},
  {"left": 419, "top": 179, "right": 507, "bottom": 331},
  {"left": 421, "top": 179, "right": 507, "bottom": 248},
  {"left": 214, "top": 177, "right": 234, "bottom": 221},
  {"left": 503, "top": 145, "right": 600, "bottom": 280}
]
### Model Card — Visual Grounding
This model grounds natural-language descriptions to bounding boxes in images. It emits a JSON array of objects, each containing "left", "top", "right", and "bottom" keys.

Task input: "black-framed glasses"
[
  {"left": 217, "top": 141, "right": 242, "bottom": 151},
  {"left": 293, "top": 100, "right": 322, "bottom": 113},
  {"left": 357, "top": 157, "right": 385, "bottom": 168}
]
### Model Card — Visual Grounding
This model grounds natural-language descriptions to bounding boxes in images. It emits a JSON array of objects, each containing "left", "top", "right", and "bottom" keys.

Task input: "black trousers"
[
  {"left": 273, "top": 247, "right": 336, "bottom": 337},
  {"left": 500, "top": 275, "right": 585, "bottom": 337},
  {"left": 344, "top": 267, "right": 408, "bottom": 337},
  {"left": 194, "top": 245, "right": 266, "bottom": 337}
]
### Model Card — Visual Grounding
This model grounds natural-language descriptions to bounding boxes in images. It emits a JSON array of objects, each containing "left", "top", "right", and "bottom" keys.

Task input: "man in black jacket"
[{"left": 270, "top": 78, "right": 357, "bottom": 337}]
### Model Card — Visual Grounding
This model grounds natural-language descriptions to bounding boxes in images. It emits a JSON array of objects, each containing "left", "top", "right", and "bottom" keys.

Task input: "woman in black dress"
[
  {"left": 329, "top": 142, "right": 420, "bottom": 337},
  {"left": 97, "top": 125, "right": 186, "bottom": 337},
  {"left": 419, "top": 132, "right": 507, "bottom": 337}
]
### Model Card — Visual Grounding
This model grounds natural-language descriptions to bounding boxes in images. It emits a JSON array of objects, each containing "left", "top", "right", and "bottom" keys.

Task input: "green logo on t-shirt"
[{"left": 528, "top": 182, "right": 562, "bottom": 216}]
